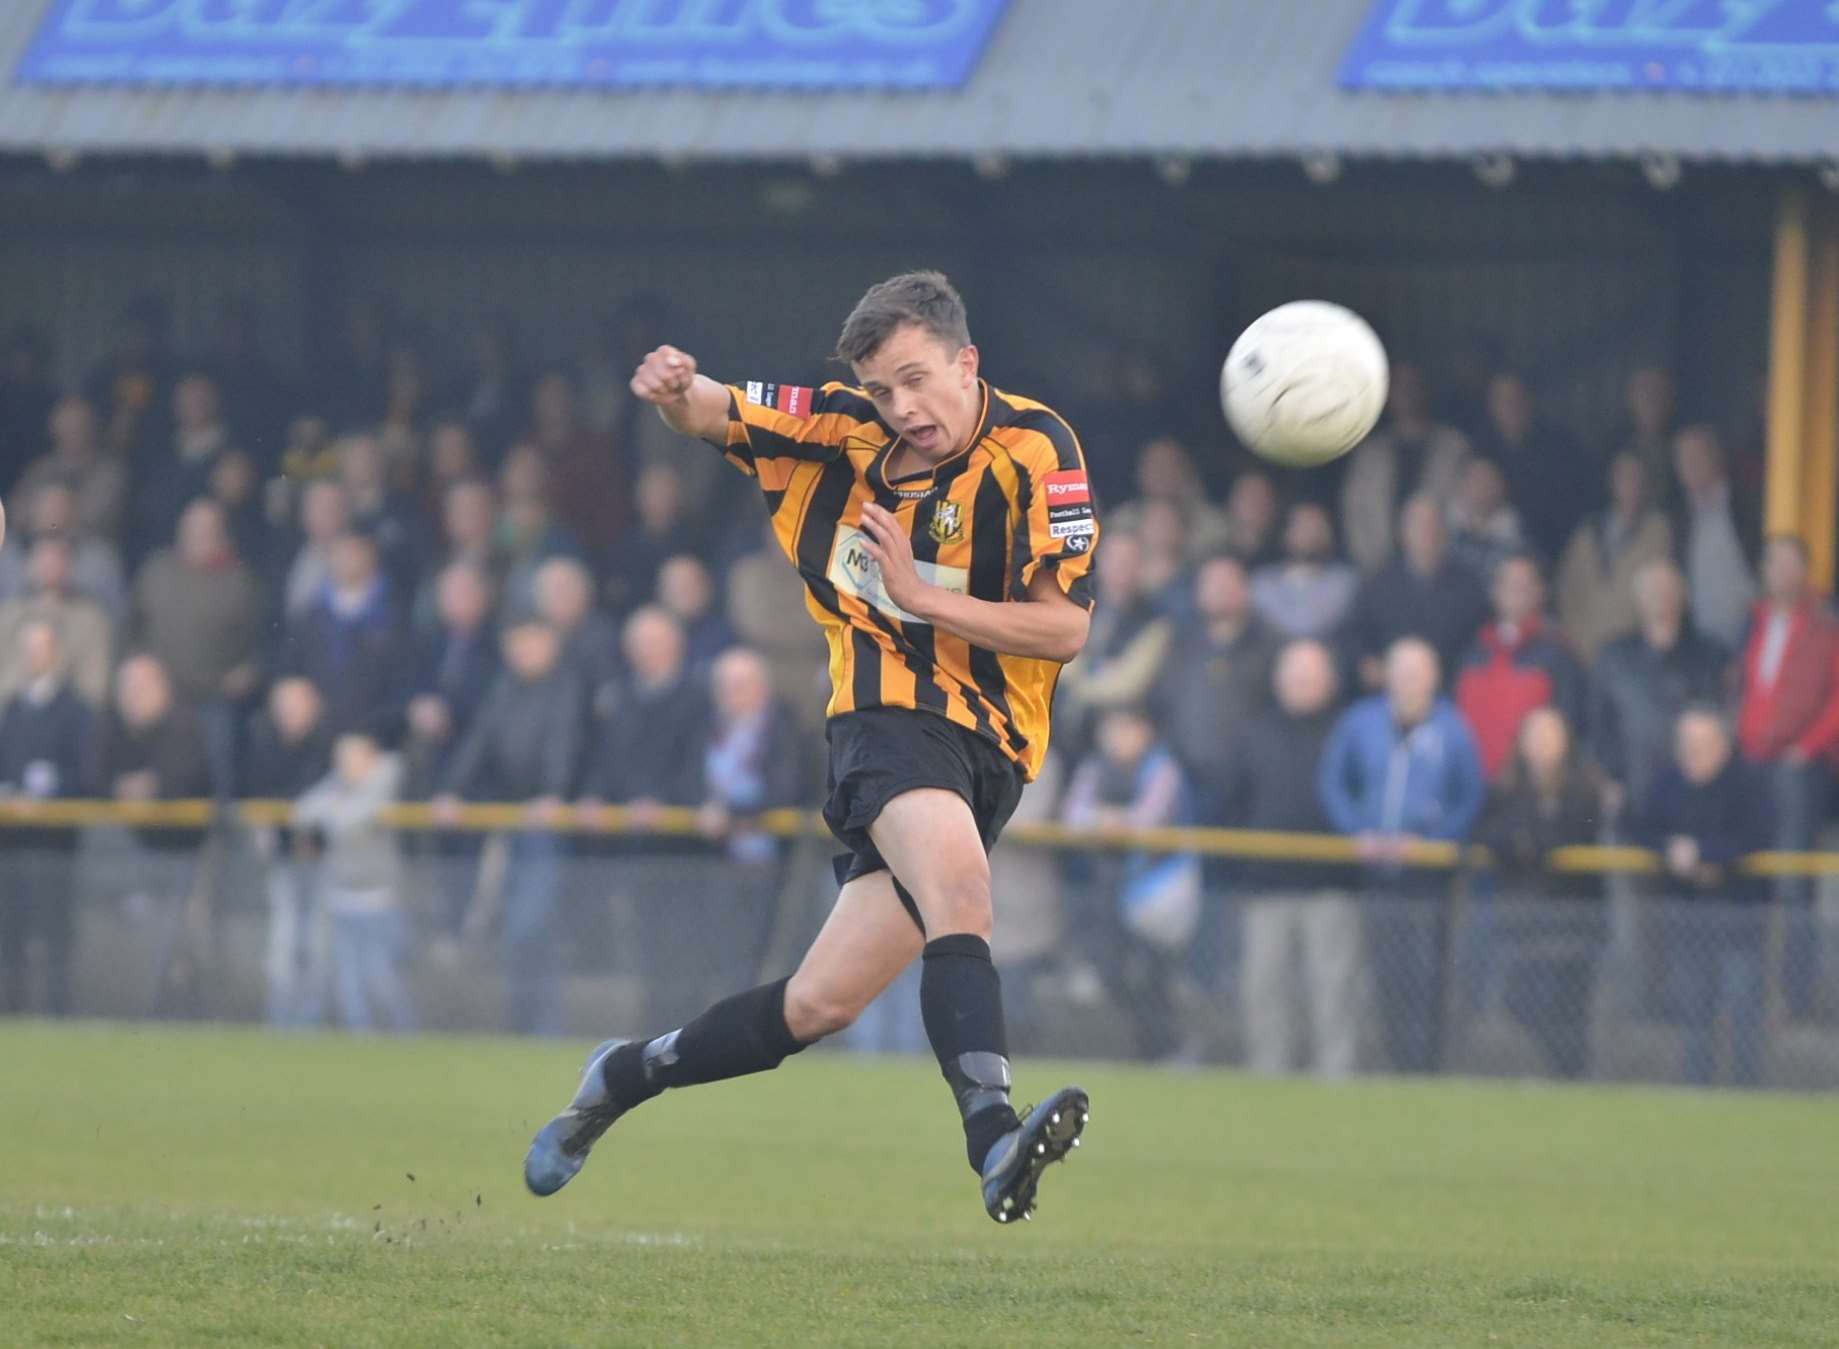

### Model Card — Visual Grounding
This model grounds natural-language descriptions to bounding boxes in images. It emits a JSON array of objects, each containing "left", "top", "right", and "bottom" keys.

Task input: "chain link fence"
[{"left": 3, "top": 803, "right": 1837, "bottom": 1089}]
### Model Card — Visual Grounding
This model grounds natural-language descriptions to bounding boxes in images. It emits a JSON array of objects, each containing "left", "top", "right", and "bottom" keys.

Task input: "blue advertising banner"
[
  {"left": 14, "top": 0, "right": 1011, "bottom": 90},
  {"left": 1341, "top": 0, "right": 1839, "bottom": 93}
]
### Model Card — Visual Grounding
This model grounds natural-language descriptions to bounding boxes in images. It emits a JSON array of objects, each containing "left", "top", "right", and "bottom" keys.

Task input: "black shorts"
[{"left": 824, "top": 707, "right": 1026, "bottom": 931}]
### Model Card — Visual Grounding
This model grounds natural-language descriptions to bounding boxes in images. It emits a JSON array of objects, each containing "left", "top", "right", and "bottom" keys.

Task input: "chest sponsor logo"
[
  {"left": 927, "top": 499, "right": 965, "bottom": 545},
  {"left": 830, "top": 525, "right": 967, "bottom": 626},
  {"left": 1042, "top": 469, "right": 1090, "bottom": 507}
]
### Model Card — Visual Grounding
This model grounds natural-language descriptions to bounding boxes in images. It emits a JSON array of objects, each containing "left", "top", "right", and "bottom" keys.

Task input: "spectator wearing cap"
[
  {"left": 0, "top": 535, "right": 113, "bottom": 710},
  {"left": 282, "top": 528, "right": 405, "bottom": 740},
  {"left": 1454, "top": 553, "right": 1587, "bottom": 782},
  {"left": 1632, "top": 708, "right": 1772, "bottom": 1086},
  {"left": 1227, "top": 639, "right": 1359, "bottom": 1077},
  {"left": 1341, "top": 362, "right": 1471, "bottom": 575},
  {"left": 1555, "top": 451, "right": 1675, "bottom": 666},
  {"left": 1671, "top": 425, "right": 1757, "bottom": 650},
  {"left": 0, "top": 621, "right": 93, "bottom": 1016},
  {"left": 1250, "top": 502, "right": 1358, "bottom": 642},
  {"left": 1346, "top": 493, "right": 1490, "bottom": 692},
  {"left": 1319, "top": 637, "right": 1485, "bottom": 1074},
  {"left": 1590, "top": 559, "right": 1727, "bottom": 819},
  {"left": 1735, "top": 535, "right": 1839, "bottom": 1020}
]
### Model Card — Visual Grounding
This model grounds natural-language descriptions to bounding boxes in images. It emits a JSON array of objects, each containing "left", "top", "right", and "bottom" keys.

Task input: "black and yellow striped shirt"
[{"left": 717, "top": 378, "right": 1099, "bottom": 781}]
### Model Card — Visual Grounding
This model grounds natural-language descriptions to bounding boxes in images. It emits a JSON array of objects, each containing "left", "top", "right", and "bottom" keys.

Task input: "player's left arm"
[{"left": 858, "top": 503, "right": 1091, "bottom": 663}]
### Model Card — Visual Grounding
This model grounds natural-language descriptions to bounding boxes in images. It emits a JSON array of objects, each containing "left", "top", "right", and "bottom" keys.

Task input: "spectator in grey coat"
[
  {"left": 295, "top": 732, "right": 412, "bottom": 1034},
  {"left": 1251, "top": 501, "right": 1358, "bottom": 641}
]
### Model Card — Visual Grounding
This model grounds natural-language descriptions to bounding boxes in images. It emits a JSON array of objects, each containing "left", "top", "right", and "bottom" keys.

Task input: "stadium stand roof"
[{"left": 0, "top": 0, "right": 1832, "bottom": 165}]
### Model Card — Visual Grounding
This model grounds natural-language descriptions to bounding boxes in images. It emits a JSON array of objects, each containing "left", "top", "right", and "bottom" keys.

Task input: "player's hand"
[
  {"left": 858, "top": 503, "right": 927, "bottom": 612},
  {"left": 630, "top": 345, "right": 698, "bottom": 407}
]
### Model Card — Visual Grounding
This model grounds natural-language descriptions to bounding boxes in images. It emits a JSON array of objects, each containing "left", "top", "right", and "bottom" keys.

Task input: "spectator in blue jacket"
[{"left": 1319, "top": 637, "right": 1485, "bottom": 1073}]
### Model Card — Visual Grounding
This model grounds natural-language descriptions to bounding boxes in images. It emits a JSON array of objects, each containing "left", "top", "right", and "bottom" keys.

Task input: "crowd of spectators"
[{"left": 0, "top": 295, "right": 1835, "bottom": 1087}]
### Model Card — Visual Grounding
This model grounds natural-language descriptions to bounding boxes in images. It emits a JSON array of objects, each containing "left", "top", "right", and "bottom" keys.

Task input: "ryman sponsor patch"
[
  {"left": 1041, "top": 469, "right": 1090, "bottom": 507},
  {"left": 744, "top": 381, "right": 814, "bottom": 418}
]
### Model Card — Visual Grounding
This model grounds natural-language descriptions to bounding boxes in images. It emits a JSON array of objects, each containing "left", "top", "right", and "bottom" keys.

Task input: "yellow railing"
[{"left": 3, "top": 798, "right": 1837, "bottom": 877}]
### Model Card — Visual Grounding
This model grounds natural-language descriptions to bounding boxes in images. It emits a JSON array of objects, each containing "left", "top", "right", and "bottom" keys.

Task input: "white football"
[{"left": 1221, "top": 301, "right": 1389, "bottom": 468}]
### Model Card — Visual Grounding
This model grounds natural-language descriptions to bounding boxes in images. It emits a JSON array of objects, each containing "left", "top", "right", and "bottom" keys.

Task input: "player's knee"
[
  {"left": 915, "top": 865, "right": 993, "bottom": 940},
  {"left": 782, "top": 976, "right": 861, "bottom": 1041}
]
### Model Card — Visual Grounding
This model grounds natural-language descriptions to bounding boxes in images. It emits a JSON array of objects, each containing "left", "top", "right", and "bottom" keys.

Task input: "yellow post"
[
  {"left": 1766, "top": 189, "right": 1811, "bottom": 541},
  {"left": 1801, "top": 198, "right": 1839, "bottom": 592}
]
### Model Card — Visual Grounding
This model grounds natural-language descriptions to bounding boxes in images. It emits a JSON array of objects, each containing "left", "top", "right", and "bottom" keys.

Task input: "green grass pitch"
[{"left": 3, "top": 1023, "right": 1837, "bottom": 1346}]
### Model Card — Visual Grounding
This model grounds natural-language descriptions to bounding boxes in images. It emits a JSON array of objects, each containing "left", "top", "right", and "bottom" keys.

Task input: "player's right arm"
[
  {"left": 630, "top": 345, "right": 730, "bottom": 443},
  {"left": 632, "top": 346, "right": 864, "bottom": 479}
]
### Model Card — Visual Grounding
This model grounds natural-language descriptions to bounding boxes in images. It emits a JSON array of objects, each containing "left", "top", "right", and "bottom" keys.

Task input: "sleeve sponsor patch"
[
  {"left": 1048, "top": 502, "right": 1093, "bottom": 526},
  {"left": 1041, "top": 469, "right": 1090, "bottom": 507},
  {"left": 1049, "top": 516, "right": 1098, "bottom": 540},
  {"left": 744, "top": 381, "right": 814, "bottom": 418}
]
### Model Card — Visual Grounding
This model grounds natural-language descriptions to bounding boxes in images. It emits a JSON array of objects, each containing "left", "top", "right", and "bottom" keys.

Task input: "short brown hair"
[{"left": 835, "top": 270, "right": 971, "bottom": 365}]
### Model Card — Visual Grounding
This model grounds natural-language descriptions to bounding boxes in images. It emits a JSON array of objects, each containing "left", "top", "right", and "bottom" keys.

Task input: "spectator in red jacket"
[
  {"left": 1735, "top": 535, "right": 1839, "bottom": 1019},
  {"left": 1455, "top": 553, "right": 1587, "bottom": 781}
]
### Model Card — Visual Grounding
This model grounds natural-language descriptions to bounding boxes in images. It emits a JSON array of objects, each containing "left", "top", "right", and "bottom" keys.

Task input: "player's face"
[{"left": 852, "top": 323, "right": 981, "bottom": 461}]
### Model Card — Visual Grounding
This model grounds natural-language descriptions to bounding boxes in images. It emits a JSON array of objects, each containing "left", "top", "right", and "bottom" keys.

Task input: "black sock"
[
  {"left": 601, "top": 976, "right": 807, "bottom": 1106},
  {"left": 920, "top": 933, "right": 1021, "bottom": 1171}
]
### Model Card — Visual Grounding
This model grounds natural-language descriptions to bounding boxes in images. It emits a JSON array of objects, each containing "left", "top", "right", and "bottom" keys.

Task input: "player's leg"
[
  {"left": 868, "top": 788, "right": 1088, "bottom": 1223},
  {"left": 523, "top": 872, "right": 919, "bottom": 1196}
]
